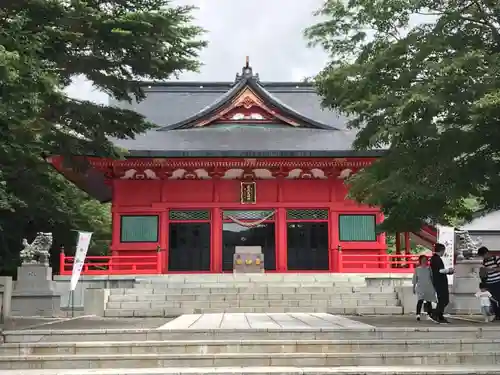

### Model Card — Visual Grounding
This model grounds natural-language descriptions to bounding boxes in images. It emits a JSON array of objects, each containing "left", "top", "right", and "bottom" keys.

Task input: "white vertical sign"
[
  {"left": 70, "top": 231, "right": 93, "bottom": 291},
  {"left": 437, "top": 225, "right": 455, "bottom": 285}
]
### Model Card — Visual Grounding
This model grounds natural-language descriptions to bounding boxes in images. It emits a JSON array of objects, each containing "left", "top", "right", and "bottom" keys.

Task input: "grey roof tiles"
[{"left": 108, "top": 68, "right": 366, "bottom": 155}]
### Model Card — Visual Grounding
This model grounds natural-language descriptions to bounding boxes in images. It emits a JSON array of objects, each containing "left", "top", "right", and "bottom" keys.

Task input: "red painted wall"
[{"left": 111, "top": 173, "right": 386, "bottom": 272}]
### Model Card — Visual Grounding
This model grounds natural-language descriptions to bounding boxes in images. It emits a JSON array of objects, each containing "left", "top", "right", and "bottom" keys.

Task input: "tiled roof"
[
  {"left": 108, "top": 65, "right": 367, "bottom": 154},
  {"left": 111, "top": 82, "right": 348, "bottom": 132},
  {"left": 111, "top": 127, "right": 380, "bottom": 157}
]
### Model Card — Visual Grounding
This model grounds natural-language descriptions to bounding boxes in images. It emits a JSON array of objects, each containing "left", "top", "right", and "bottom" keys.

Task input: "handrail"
[
  {"left": 59, "top": 248, "right": 163, "bottom": 275},
  {"left": 338, "top": 253, "right": 418, "bottom": 273},
  {"left": 59, "top": 248, "right": 419, "bottom": 275}
]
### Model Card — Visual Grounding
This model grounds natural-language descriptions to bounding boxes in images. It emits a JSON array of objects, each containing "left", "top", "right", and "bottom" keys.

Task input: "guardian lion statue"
[{"left": 20, "top": 232, "right": 53, "bottom": 265}]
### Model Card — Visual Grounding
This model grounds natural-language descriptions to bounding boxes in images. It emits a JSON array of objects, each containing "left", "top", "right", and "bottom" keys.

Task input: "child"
[
  {"left": 475, "top": 282, "right": 496, "bottom": 322},
  {"left": 412, "top": 255, "right": 437, "bottom": 321}
]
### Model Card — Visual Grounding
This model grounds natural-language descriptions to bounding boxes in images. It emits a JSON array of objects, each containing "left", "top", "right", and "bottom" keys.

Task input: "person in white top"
[{"left": 475, "top": 282, "right": 496, "bottom": 322}]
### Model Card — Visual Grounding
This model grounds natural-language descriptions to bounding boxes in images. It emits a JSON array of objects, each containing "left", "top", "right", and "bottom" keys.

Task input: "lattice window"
[
  {"left": 169, "top": 210, "right": 210, "bottom": 221},
  {"left": 339, "top": 214, "right": 376, "bottom": 241},
  {"left": 287, "top": 209, "right": 328, "bottom": 221},
  {"left": 223, "top": 210, "right": 274, "bottom": 220},
  {"left": 120, "top": 215, "right": 159, "bottom": 243}
]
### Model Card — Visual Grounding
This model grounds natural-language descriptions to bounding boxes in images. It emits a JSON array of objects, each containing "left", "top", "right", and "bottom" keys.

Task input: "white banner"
[
  {"left": 436, "top": 225, "right": 455, "bottom": 285},
  {"left": 70, "top": 231, "right": 93, "bottom": 291}
]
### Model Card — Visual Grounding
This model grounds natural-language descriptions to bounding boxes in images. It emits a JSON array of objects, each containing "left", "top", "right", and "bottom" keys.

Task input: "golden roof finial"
[{"left": 245, "top": 56, "right": 250, "bottom": 68}]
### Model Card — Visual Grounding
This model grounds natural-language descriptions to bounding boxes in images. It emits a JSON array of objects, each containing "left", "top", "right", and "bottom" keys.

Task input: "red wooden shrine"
[{"left": 51, "top": 60, "right": 421, "bottom": 275}]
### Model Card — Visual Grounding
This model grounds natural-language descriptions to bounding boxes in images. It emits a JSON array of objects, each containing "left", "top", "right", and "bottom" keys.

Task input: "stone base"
[
  {"left": 84, "top": 288, "right": 110, "bottom": 317},
  {"left": 450, "top": 259, "right": 482, "bottom": 314},
  {"left": 11, "top": 292, "right": 61, "bottom": 317},
  {"left": 396, "top": 285, "right": 452, "bottom": 315},
  {"left": 0, "top": 276, "right": 13, "bottom": 320},
  {"left": 12, "top": 263, "right": 61, "bottom": 317}
]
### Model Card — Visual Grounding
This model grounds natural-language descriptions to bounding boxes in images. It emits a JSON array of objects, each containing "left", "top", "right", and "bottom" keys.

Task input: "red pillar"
[
  {"left": 160, "top": 210, "right": 169, "bottom": 273},
  {"left": 212, "top": 208, "right": 222, "bottom": 273},
  {"left": 404, "top": 232, "right": 411, "bottom": 267},
  {"left": 276, "top": 208, "right": 287, "bottom": 271},
  {"left": 276, "top": 176, "right": 287, "bottom": 271},
  {"left": 395, "top": 232, "right": 401, "bottom": 269},
  {"left": 404, "top": 232, "right": 411, "bottom": 254},
  {"left": 328, "top": 170, "right": 340, "bottom": 272},
  {"left": 330, "top": 210, "right": 340, "bottom": 272},
  {"left": 211, "top": 175, "right": 222, "bottom": 273},
  {"left": 377, "top": 212, "right": 388, "bottom": 269},
  {"left": 111, "top": 211, "right": 120, "bottom": 250}
]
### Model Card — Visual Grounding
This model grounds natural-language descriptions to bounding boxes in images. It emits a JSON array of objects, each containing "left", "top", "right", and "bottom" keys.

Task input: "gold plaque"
[{"left": 240, "top": 181, "right": 256, "bottom": 204}]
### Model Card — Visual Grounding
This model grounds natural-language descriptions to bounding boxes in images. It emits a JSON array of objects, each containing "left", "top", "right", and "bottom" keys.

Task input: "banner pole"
[{"left": 71, "top": 290, "right": 75, "bottom": 318}]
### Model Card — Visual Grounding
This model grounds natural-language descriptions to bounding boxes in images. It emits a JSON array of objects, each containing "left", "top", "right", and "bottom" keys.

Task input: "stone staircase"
[
  {"left": 1, "top": 319, "right": 499, "bottom": 374},
  {"left": 103, "top": 274, "right": 404, "bottom": 317}
]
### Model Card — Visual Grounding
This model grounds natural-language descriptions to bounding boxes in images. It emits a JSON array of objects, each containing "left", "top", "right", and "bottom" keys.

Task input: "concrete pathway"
[{"left": 158, "top": 313, "right": 375, "bottom": 330}]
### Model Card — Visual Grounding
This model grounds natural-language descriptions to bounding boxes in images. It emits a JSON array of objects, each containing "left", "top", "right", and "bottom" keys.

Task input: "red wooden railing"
[
  {"left": 59, "top": 249, "right": 163, "bottom": 275},
  {"left": 338, "top": 252, "right": 418, "bottom": 273},
  {"left": 59, "top": 249, "right": 418, "bottom": 275}
]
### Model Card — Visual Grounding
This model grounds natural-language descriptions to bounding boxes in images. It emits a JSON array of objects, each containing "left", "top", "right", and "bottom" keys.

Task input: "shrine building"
[{"left": 49, "top": 61, "right": 395, "bottom": 274}]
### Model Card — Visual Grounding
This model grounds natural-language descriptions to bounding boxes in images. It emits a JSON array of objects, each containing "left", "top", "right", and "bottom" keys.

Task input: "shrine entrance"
[
  {"left": 168, "top": 210, "right": 211, "bottom": 272},
  {"left": 286, "top": 222, "right": 329, "bottom": 270},
  {"left": 221, "top": 210, "right": 276, "bottom": 271}
]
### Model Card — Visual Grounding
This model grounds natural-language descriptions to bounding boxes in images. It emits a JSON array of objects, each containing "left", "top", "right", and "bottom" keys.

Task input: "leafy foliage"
[
  {"left": 385, "top": 233, "right": 428, "bottom": 254},
  {"left": 306, "top": 0, "right": 500, "bottom": 231},
  {"left": 0, "top": 0, "right": 205, "bottom": 275}
]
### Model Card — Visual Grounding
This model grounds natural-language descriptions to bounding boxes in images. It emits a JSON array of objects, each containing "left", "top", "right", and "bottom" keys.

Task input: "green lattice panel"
[
  {"left": 120, "top": 215, "right": 159, "bottom": 243},
  {"left": 223, "top": 210, "right": 274, "bottom": 220},
  {"left": 287, "top": 209, "right": 328, "bottom": 220},
  {"left": 169, "top": 210, "right": 210, "bottom": 221},
  {"left": 339, "top": 214, "right": 376, "bottom": 241}
]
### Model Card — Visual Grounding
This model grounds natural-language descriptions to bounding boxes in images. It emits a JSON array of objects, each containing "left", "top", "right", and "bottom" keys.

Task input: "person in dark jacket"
[{"left": 430, "top": 243, "right": 454, "bottom": 323}]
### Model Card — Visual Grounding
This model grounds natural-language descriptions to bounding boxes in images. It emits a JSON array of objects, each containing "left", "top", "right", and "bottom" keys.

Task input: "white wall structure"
[{"left": 461, "top": 210, "right": 500, "bottom": 251}]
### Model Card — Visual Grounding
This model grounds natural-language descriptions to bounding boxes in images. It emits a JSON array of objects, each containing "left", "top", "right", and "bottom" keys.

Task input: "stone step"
[
  {"left": 1, "top": 338, "right": 498, "bottom": 356},
  {"left": 2, "top": 367, "right": 498, "bottom": 375},
  {"left": 133, "top": 282, "right": 370, "bottom": 289},
  {"left": 107, "top": 293, "right": 398, "bottom": 303},
  {"left": 6, "top": 327, "right": 499, "bottom": 343},
  {"left": 112, "top": 287, "right": 397, "bottom": 295},
  {"left": 106, "top": 299, "right": 398, "bottom": 310},
  {"left": 0, "top": 351, "right": 498, "bottom": 369},
  {"left": 133, "top": 281, "right": 382, "bottom": 289},
  {"left": 135, "top": 274, "right": 369, "bottom": 282},
  {"left": 103, "top": 306, "right": 403, "bottom": 317}
]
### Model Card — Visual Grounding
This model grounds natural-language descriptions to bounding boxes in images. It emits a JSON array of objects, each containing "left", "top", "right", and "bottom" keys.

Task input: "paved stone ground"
[
  {"left": 0, "top": 317, "right": 61, "bottom": 331},
  {"left": 159, "top": 313, "right": 375, "bottom": 330},
  {"left": 1, "top": 314, "right": 495, "bottom": 332},
  {"left": 352, "top": 315, "right": 498, "bottom": 326},
  {"left": 2, "top": 367, "right": 500, "bottom": 375},
  {"left": 0, "top": 317, "right": 171, "bottom": 331}
]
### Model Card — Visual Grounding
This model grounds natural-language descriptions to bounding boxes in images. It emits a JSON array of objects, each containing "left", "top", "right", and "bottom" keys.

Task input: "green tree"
[
  {"left": 0, "top": 0, "right": 205, "bottom": 275},
  {"left": 306, "top": 0, "right": 500, "bottom": 232}
]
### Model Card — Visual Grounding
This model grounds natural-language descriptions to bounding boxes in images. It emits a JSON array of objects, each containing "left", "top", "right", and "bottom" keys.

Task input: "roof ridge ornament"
[{"left": 235, "top": 56, "right": 259, "bottom": 82}]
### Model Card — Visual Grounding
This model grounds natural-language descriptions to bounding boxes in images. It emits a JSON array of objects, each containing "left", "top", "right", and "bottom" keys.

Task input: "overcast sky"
[{"left": 64, "top": 0, "right": 328, "bottom": 104}]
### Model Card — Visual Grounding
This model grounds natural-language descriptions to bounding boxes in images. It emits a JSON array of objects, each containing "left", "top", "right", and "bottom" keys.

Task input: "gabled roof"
[
  {"left": 106, "top": 60, "right": 382, "bottom": 157},
  {"left": 158, "top": 61, "right": 336, "bottom": 130}
]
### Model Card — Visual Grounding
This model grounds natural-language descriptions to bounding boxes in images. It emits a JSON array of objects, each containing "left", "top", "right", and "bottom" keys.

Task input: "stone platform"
[
  {"left": 1, "top": 314, "right": 500, "bottom": 374},
  {"left": 158, "top": 313, "right": 375, "bottom": 330},
  {"left": 2, "top": 366, "right": 500, "bottom": 375}
]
